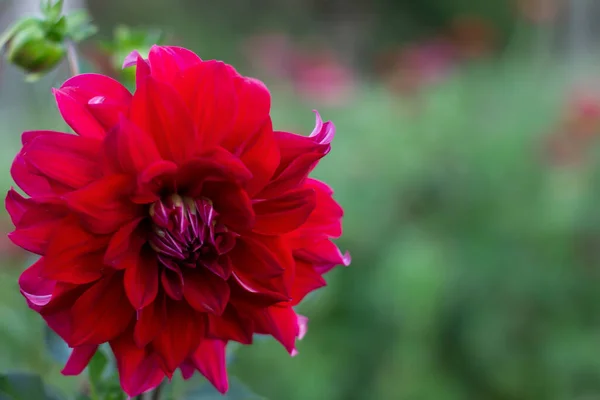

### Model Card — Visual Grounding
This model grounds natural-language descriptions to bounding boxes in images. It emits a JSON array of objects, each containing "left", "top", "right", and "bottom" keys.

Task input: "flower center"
[{"left": 149, "top": 194, "right": 237, "bottom": 275}]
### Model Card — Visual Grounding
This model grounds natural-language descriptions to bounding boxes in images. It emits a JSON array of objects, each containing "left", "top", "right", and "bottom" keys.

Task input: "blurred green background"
[{"left": 5, "top": 0, "right": 600, "bottom": 399}]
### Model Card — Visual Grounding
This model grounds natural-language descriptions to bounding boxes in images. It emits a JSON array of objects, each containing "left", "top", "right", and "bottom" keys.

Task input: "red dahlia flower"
[{"left": 6, "top": 45, "right": 349, "bottom": 397}]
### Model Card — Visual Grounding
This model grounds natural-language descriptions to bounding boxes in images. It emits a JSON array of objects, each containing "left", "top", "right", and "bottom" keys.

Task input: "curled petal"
[
  {"left": 19, "top": 258, "right": 55, "bottom": 311},
  {"left": 110, "top": 331, "right": 165, "bottom": 397},
  {"left": 189, "top": 339, "right": 229, "bottom": 394},
  {"left": 62, "top": 344, "right": 98, "bottom": 375}
]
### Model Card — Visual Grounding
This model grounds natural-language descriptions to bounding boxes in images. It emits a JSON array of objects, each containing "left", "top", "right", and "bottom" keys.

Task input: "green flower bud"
[{"left": 5, "top": 21, "right": 66, "bottom": 74}]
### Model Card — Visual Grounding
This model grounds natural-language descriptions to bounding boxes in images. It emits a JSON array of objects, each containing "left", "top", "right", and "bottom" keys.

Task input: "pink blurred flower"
[{"left": 290, "top": 48, "right": 356, "bottom": 107}]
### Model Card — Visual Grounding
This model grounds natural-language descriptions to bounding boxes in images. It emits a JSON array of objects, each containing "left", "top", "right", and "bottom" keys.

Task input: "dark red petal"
[
  {"left": 61, "top": 344, "right": 98, "bottom": 375},
  {"left": 249, "top": 304, "right": 300, "bottom": 354},
  {"left": 253, "top": 188, "right": 316, "bottom": 235},
  {"left": 42, "top": 218, "right": 109, "bottom": 284},
  {"left": 190, "top": 339, "right": 229, "bottom": 394},
  {"left": 104, "top": 115, "right": 163, "bottom": 174},
  {"left": 294, "top": 238, "right": 351, "bottom": 271},
  {"left": 104, "top": 217, "right": 145, "bottom": 268},
  {"left": 124, "top": 247, "right": 159, "bottom": 310},
  {"left": 187, "top": 61, "right": 237, "bottom": 148},
  {"left": 19, "top": 258, "right": 55, "bottom": 311},
  {"left": 69, "top": 273, "right": 134, "bottom": 346},
  {"left": 152, "top": 301, "right": 205, "bottom": 374},
  {"left": 291, "top": 178, "right": 343, "bottom": 239},
  {"left": 177, "top": 148, "right": 253, "bottom": 198},
  {"left": 160, "top": 266, "right": 183, "bottom": 300},
  {"left": 183, "top": 269, "right": 230, "bottom": 315},
  {"left": 65, "top": 174, "right": 141, "bottom": 235},
  {"left": 230, "top": 235, "right": 292, "bottom": 279},
  {"left": 129, "top": 76, "right": 197, "bottom": 164},
  {"left": 202, "top": 182, "right": 255, "bottom": 232},
  {"left": 110, "top": 331, "right": 165, "bottom": 397},
  {"left": 258, "top": 151, "right": 323, "bottom": 199},
  {"left": 133, "top": 160, "right": 179, "bottom": 204},
  {"left": 207, "top": 305, "right": 254, "bottom": 344},
  {"left": 134, "top": 296, "right": 166, "bottom": 347},
  {"left": 53, "top": 88, "right": 107, "bottom": 139},
  {"left": 236, "top": 121, "right": 280, "bottom": 197},
  {"left": 291, "top": 260, "right": 327, "bottom": 306},
  {"left": 21, "top": 132, "right": 102, "bottom": 189}
]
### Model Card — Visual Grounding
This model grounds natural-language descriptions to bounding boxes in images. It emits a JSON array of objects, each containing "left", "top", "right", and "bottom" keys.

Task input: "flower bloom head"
[{"left": 6, "top": 45, "right": 349, "bottom": 396}]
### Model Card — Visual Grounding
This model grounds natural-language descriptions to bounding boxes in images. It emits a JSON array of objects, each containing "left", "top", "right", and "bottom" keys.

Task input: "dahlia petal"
[
  {"left": 69, "top": 273, "right": 134, "bottom": 346},
  {"left": 42, "top": 218, "right": 109, "bottom": 283},
  {"left": 11, "top": 154, "right": 53, "bottom": 197},
  {"left": 130, "top": 76, "right": 197, "bottom": 164},
  {"left": 153, "top": 301, "right": 205, "bottom": 374},
  {"left": 61, "top": 73, "right": 132, "bottom": 106},
  {"left": 292, "top": 178, "right": 343, "bottom": 238},
  {"left": 104, "top": 217, "right": 144, "bottom": 268},
  {"left": 21, "top": 132, "right": 102, "bottom": 189},
  {"left": 297, "top": 314, "right": 309, "bottom": 340},
  {"left": 188, "top": 60, "right": 237, "bottom": 147},
  {"left": 65, "top": 174, "right": 141, "bottom": 235},
  {"left": 161, "top": 268, "right": 184, "bottom": 301},
  {"left": 294, "top": 238, "right": 351, "bottom": 270},
  {"left": 134, "top": 297, "right": 166, "bottom": 348},
  {"left": 122, "top": 50, "right": 141, "bottom": 69},
  {"left": 258, "top": 151, "right": 323, "bottom": 199},
  {"left": 62, "top": 344, "right": 98, "bottom": 375},
  {"left": 207, "top": 305, "right": 254, "bottom": 344},
  {"left": 202, "top": 182, "right": 255, "bottom": 232},
  {"left": 124, "top": 248, "right": 159, "bottom": 310},
  {"left": 190, "top": 339, "right": 229, "bottom": 394},
  {"left": 183, "top": 269, "right": 230, "bottom": 315},
  {"left": 253, "top": 188, "right": 316, "bottom": 235},
  {"left": 180, "top": 361, "right": 195, "bottom": 380},
  {"left": 249, "top": 305, "right": 300, "bottom": 354},
  {"left": 231, "top": 76, "right": 271, "bottom": 141},
  {"left": 147, "top": 45, "right": 202, "bottom": 82},
  {"left": 8, "top": 214, "right": 63, "bottom": 255},
  {"left": 231, "top": 270, "right": 291, "bottom": 303},
  {"left": 309, "top": 111, "right": 336, "bottom": 144},
  {"left": 177, "top": 148, "right": 253, "bottom": 198},
  {"left": 19, "top": 258, "right": 55, "bottom": 310},
  {"left": 231, "top": 235, "right": 293, "bottom": 279},
  {"left": 53, "top": 88, "right": 106, "bottom": 139},
  {"left": 236, "top": 121, "right": 281, "bottom": 197},
  {"left": 134, "top": 160, "right": 179, "bottom": 203},
  {"left": 5, "top": 188, "right": 30, "bottom": 226},
  {"left": 105, "top": 115, "right": 164, "bottom": 174},
  {"left": 110, "top": 332, "right": 165, "bottom": 397},
  {"left": 291, "top": 260, "right": 327, "bottom": 306}
]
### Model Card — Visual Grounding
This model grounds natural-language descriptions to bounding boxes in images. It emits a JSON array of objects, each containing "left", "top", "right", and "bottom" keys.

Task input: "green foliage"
[{"left": 0, "top": 373, "right": 63, "bottom": 400}]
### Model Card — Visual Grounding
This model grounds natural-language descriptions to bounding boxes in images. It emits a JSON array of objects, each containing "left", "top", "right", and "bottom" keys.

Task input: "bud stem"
[{"left": 66, "top": 40, "right": 80, "bottom": 76}]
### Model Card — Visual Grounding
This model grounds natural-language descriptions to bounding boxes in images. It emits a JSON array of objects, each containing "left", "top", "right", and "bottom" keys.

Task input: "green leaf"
[
  {"left": 184, "top": 378, "right": 264, "bottom": 400},
  {"left": 40, "top": 0, "right": 64, "bottom": 22},
  {"left": 88, "top": 350, "right": 107, "bottom": 386},
  {"left": 65, "top": 10, "right": 97, "bottom": 42},
  {"left": 0, "top": 373, "right": 58, "bottom": 400},
  {"left": 44, "top": 325, "right": 70, "bottom": 364}
]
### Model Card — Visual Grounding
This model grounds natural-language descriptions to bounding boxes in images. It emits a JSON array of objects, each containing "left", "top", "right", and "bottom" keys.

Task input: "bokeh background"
[{"left": 3, "top": 0, "right": 600, "bottom": 399}]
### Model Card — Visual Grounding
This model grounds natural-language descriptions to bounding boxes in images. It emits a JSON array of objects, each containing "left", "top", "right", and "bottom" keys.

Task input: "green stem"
[
  {"left": 151, "top": 382, "right": 164, "bottom": 400},
  {"left": 66, "top": 40, "right": 80, "bottom": 76}
]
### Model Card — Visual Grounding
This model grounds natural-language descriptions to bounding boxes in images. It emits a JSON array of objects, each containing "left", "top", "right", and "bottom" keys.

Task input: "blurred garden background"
[{"left": 4, "top": 0, "right": 600, "bottom": 399}]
